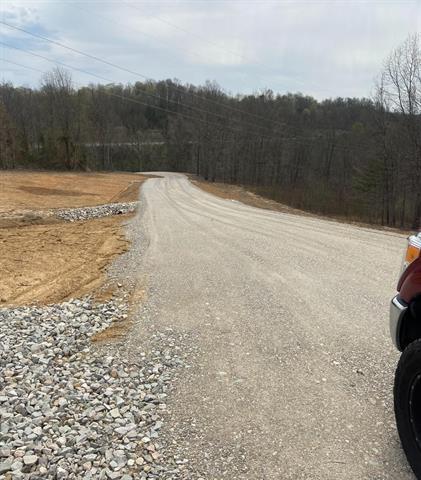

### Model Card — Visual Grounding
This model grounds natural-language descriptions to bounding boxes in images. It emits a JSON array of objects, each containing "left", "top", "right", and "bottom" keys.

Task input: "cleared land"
[
  {"left": 0, "top": 171, "right": 147, "bottom": 306},
  {"left": 0, "top": 170, "right": 144, "bottom": 214}
]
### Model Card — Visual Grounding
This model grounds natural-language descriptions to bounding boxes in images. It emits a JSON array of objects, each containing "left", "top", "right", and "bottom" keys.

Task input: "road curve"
[{"left": 133, "top": 172, "right": 414, "bottom": 479}]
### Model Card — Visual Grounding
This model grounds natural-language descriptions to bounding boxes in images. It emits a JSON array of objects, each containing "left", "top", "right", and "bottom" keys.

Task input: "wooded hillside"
[{"left": 1, "top": 35, "right": 420, "bottom": 229}]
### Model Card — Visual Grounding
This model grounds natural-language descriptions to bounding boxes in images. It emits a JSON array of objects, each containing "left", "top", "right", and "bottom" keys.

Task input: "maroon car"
[{"left": 391, "top": 232, "right": 421, "bottom": 478}]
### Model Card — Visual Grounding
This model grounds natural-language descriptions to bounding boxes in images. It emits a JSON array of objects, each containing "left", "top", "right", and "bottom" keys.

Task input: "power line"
[
  {"left": 1, "top": 58, "right": 45, "bottom": 75},
  {"left": 0, "top": 18, "right": 381, "bottom": 150},
  {"left": 1, "top": 41, "right": 113, "bottom": 84},
  {"left": 3, "top": 4, "right": 381, "bottom": 142},
  {"left": 121, "top": 0, "right": 245, "bottom": 61},
  {"left": 0, "top": 15, "right": 378, "bottom": 153},
  {"left": 0, "top": 40, "right": 278, "bottom": 135},
  {"left": 74, "top": 3, "right": 243, "bottom": 78},
  {"left": 0, "top": 57, "right": 377, "bottom": 153},
  {"left": 122, "top": 1, "right": 334, "bottom": 96},
  {"left": 85, "top": 0, "right": 332, "bottom": 104},
  {"left": 0, "top": 56, "right": 280, "bottom": 140},
  {"left": 69, "top": 2, "right": 382, "bottom": 149},
  {"left": 0, "top": 19, "right": 288, "bottom": 131}
]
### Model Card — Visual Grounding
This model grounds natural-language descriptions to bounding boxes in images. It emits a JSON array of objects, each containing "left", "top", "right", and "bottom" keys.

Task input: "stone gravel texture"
[
  {"left": 55, "top": 202, "right": 138, "bottom": 222},
  {"left": 0, "top": 296, "right": 187, "bottom": 479},
  {"left": 0, "top": 197, "right": 189, "bottom": 480}
]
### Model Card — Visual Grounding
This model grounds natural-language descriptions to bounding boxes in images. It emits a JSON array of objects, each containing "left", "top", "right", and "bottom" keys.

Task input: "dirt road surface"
[{"left": 131, "top": 172, "right": 414, "bottom": 479}]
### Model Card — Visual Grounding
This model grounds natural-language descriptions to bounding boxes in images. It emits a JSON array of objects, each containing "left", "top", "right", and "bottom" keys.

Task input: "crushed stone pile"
[
  {"left": 0, "top": 298, "right": 183, "bottom": 480},
  {"left": 56, "top": 203, "right": 138, "bottom": 222}
]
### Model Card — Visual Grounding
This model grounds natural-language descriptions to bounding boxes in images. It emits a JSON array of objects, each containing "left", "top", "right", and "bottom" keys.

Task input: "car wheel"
[{"left": 395, "top": 338, "right": 421, "bottom": 479}]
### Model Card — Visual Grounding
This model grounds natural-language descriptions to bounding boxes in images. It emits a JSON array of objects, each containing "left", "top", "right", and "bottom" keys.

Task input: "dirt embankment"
[
  {"left": 191, "top": 175, "right": 411, "bottom": 235},
  {"left": 0, "top": 171, "right": 149, "bottom": 307},
  {"left": 190, "top": 176, "right": 307, "bottom": 216}
]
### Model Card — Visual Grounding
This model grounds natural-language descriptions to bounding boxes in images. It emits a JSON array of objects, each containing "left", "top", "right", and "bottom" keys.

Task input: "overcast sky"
[{"left": 1, "top": 0, "right": 420, "bottom": 100}]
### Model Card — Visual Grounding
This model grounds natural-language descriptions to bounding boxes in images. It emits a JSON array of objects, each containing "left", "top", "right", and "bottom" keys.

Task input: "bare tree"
[
  {"left": 41, "top": 68, "right": 80, "bottom": 169},
  {"left": 0, "top": 101, "right": 18, "bottom": 169},
  {"left": 380, "top": 34, "right": 421, "bottom": 228}
]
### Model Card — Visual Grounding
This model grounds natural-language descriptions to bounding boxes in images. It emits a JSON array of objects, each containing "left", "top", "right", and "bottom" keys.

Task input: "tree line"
[{"left": 1, "top": 34, "right": 420, "bottom": 229}]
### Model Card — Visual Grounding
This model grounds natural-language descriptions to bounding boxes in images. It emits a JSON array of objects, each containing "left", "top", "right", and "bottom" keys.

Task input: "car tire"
[{"left": 395, "top": 338, "right": 421, "bottom": 479}]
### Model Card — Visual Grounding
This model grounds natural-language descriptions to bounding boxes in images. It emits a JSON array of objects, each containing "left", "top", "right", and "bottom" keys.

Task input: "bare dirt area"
[
  {"left": 0, "top": 170, "right": 145, "bottom": 214},
  {"left": 0, "top": 216, "right": 129, "bottom": 306},
  {"left": 0, "top": 170, "right": 149, "bottom": 307}
]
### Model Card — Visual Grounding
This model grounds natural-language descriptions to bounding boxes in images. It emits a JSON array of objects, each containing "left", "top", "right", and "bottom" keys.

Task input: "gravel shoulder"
[
  {"left": 0, "top": 292, "right": 185, "bottom": 480},
  {"left": 0, "top": 173, "right": 184, "bottom": 480}
]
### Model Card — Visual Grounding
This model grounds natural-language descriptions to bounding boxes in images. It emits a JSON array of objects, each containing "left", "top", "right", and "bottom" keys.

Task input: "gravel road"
[{"left": 130, "top": 172, "right": 415, "bottom": 479}]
